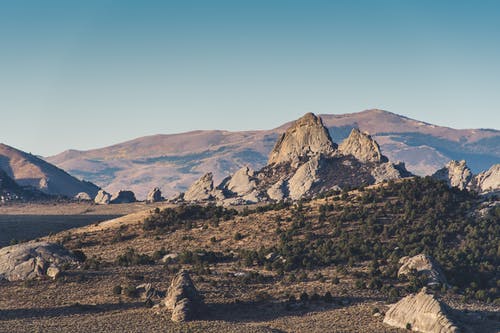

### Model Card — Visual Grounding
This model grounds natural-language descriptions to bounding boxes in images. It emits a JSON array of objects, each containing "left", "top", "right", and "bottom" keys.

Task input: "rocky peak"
[
  {"left": 183, "top": 173, "right": 214, "bottom": 202},
  {"left": 268, "top": 113, "right": 336, "bottom": 166},
  {"left": 472, "top": 163, "right": 500, "bottom": 194},
  {"left": 338, "top": 128, "right": 387, "bottom": 163},
  {"left": 432, "top": 160, "right": 472, "bottom": 190}
]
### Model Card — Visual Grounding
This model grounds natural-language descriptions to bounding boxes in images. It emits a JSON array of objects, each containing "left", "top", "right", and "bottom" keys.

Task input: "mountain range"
[{"left": 45, "top": 109, "right": 499, "bottom": 199}]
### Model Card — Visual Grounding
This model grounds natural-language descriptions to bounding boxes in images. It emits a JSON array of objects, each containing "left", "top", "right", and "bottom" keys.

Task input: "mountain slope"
[
  {"left": 0, "top": 143, "right": 99, "bottom": 198},
  {"left": 46, "top": 110, "right": 500, "bottom": 199}
]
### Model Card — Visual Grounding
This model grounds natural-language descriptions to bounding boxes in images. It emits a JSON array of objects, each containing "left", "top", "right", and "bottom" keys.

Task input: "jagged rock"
[
  {"left": 383, "top": 288, "right": 459, "bottom": 333},
  {"left": 398, "top": 254, "right": 447, "bottom": 286},
  {"left": 225, "top": 166, "right": 257, "bottom": 196},
  {"left": 268, "top": 113, "right": 337, "bottom": 166},
  {"left": 288, "top": 155, "right": 320, "bottom": 200},
  {"left": 0, "top": 242, "right": 78, "bottom": 281},
  {"left": 46, "top": 265, "right": 61, "bottom": 280},
  {"left": 164, "top": 270, "right": 203, "bottom": 322},
  {"left": 94, "top": 189, "right": 111, "bottom": 205},
  {"left": 433, "top": 160, "right": 473, "bottom": 190},
  {"left": 338, "top": 128, "right": 387, "bottom": 163},
  {"left": 267, "top": 179, "right": 288, "bottom": 201},
  {"left": 184, "top": 173, "right": 214, "bottom": 202},
  {"left": 472, "top": 163, "right": 500, "bottom": 194},
  {"left": 371, "top": 162, "right": 410, "bottom": 183},
  {"left": 74, "top": 192, "right": 92, "bottom": 201},
  {"left": 146, "top": 187, "right": 163, "bottom": 203},
  {"left": 109, "top": 190, "right": 136, "bottom": 204},
  {"left": 136, "top": 283, "right": 160, "bottom": 300}
]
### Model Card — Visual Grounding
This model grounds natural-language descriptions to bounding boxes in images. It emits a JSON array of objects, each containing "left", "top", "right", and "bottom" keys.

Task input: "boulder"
[
  {"left": 146, "top": 187, "right": 163, "bottom": 203},
  {"left": 288, "top": 155, "right": 320, "bottom": 200},
  {"left": 184, "top": 173, "right": 214, "bottom": 202},
  {"left": 398, "top": 254, "right": 447, "bottom": 286},
  {"left": 383, "top": 288, "right": 459, "bottom": 333},
  {"left": 268, "top": 113, "right": 337, "bottom": 166},
  {"left": 74, "top": 192, "right": 92, "bottom": 201},
  {"left": 338, "top": 128, "right": 387, "bottom": 163},
  {"left": 432, "top": 160, "right": 473, "bottom": 190},
  {"left": 164, "top": 270, "right": 203, "bottom": 322},
  {"left": 110, "top": 190, "right": 137, "bottom": 204},
  {"left": 225, "top": 166, "right": 257, "bottom": 196},
  {"left": 267, "top": 179, "right": 288, "bottom": 201},
  {"left": 0, "top": 242, "right": 78, "bottom": 281},
  {"left": 94, "top": 189, "right": 111, "bottom": 205},
  {"left": 371, "top": 162, "right": 410, "bottom": 183},
  {"left": 472, "top": 163, "right": 500, "bottom": 194}
]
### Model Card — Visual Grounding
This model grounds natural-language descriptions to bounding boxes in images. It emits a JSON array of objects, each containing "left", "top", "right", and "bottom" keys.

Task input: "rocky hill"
[
  {"left": 0, "top": 143, "right": 99, "bottom": 198},
  {"left": 46, "top": 109, "right": 500, "bottom": 199}
]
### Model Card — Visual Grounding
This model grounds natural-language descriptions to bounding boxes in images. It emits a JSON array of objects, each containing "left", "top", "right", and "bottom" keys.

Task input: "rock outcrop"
[
  {"left": 398, "top": 254, "right": 447, "bottom": 286},
  {"left": 371, "top": 162, "right": 411, "bottom": 183},
  {"left": 0, "top": 242, "right": 78, "bottom": 282},
  {"left": 338, "top": 128, "right": 387, "bottom": 163},
  {"left": 472, "top": 163, "right": 500, "bottom": 194},
  {"left": 164, "top": 270, "right": 203, "bottom": 322},
  {"left": 74, "top": 192, "right": 92, "bottom": 201},
  {"left": 288, "top": 155, "right": 320, "bottom": 200},
  {"left": 94, "top": 189, "right": 111, "bottom": 205},
  {"left": 110, "top": 190, "right": 137, "bottom": 204},
  {"left": 268, "top": 113, "right": 336, "bottom": 166},
  {"left": 146, "top": 187, "right": 163, "bottom": 203},
  {"left": 224, "top": 166, "right": 257, "bottom": 196},
  {"left": 432, "top": 160, "right": 473, "bottom": 190},
  {"left": 183, "top": 173, "right": 215, "bottom": 202},
  {"left": 383, "top": 288, "right": 459, "bottom": 333}
]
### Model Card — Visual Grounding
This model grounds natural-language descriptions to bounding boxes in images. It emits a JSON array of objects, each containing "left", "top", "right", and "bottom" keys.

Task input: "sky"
[{"left": 0, "top": 0, "right": 499, "bottom": 156}]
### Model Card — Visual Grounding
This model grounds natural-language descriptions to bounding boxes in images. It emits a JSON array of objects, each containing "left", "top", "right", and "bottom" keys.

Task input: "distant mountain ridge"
[
  {"left": 0, "top": 143, "right": 99, "bottom": 198},
  {"left": 46, "top": 109, "right": 500, "bottom": 199}
]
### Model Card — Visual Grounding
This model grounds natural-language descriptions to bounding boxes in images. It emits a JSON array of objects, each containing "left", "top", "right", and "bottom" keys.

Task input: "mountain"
[
  {"left": 0, "top": 143, "right": 99, "bottom": 198},
  {"left": 46, "top": 109, "right": 500, "bottom": 199}
]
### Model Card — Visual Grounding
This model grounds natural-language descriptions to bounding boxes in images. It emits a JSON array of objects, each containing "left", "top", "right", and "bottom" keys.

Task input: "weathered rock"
[
  {"left": 225, "top": 166, "right": 257, "bottom": 196},
  {"left": 110, "top": 190, "right": 136, "bottom": 204},
  {"left": 288, "top": 155, "right": 320, "bottom": 200},
  {"left": 146, "top": 187, "right": 163, "bottom": 203},
  {"left": 136, "top": 283, "right": 160, "bottom": 299},
  {"left": 383, "top": 288, "right": 459, "bottom": 333},
  {"left": 268, "top": 113, "right": 336, "bottom": 166},
  {"left": 266, "top": 179, "right": 288, "bottom": 201},
  {"left": 161, "top": 253, "right": 179, "bottom": 263},
  {"left": 183, "top": 173, "right": 214, "bottom": 202},
  {"left": 164, "top": 270, "right": 203, "bottom": 322},
  {"left": 432, "top": 160, "right": 473, "bottom": 190},
  {"left": 472, "top": 163, "right": 500, "bottom": 194},
  {"left": 0, "top": 242, "right": 77, "bottom": 281},
  {"left": 74, "top": 192, "right": 92, "bottom": 201},
  {"left": 371, "top": 162, "right": 410, "bottom": 183},
  {"left": 338, "top": 128, "right": 387, "bottom": 163},
  {"left": 398, "top": 254, "right": 447, "bottom": 286},
  {"left": 94, "top": 189, "right": 111, "bottom": 205}
]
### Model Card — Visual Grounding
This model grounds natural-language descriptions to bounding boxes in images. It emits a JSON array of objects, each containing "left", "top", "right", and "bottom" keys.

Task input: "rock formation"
[
  {"left": 146, "top": 187, "right": 163, "bottom": 203},
  {"left": 472, "top": 163, "right": 500, "bottom": 194},
  {"left": 0, "top": 242, "right": 79, "bottom": 282},
  {"left": 371, "top": 162, "right": 411, "bottom": 183},
  {"left": 398, "top": 254, "right": 447, "bottom": 286},
  {"left": 338, "top": 128, "right": 387, "bottom": 163},
  {"left": 94, "top": 189, "right": 111, "bottom": 205},
  {"left": 383, "top": 288, "right": 459, "bottom": 333},
  {"left": 164, "top": 270, "right": 203, "bottom": 322},
  {"left": 183, "top": 173, "right": 215, "bottom": 202},
  {"left": 287, "top": 155, "right": 320, "bottom": 200},
  {"left": 74, "top": 192, "right": 92, "bottom": 201},
  {"left": 432, "top": 160, "right": 473, "bottom": 190},
  {"left": 110, "top": 190, "right": 137, "bottom": 204},
  {"left": 224, "top": 166, "right": 257, "bottom": 196},
  {"left": 268, "top": 113, "right": 337, "bottom": 166}
]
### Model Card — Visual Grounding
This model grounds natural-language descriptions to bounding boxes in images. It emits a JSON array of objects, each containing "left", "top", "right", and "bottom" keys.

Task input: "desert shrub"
[
  {"left": 112, "top": 285, "right": 122, "bottom": 295},
  {"left": 116, "top": 248, "right": 153, "bottom": 266}
]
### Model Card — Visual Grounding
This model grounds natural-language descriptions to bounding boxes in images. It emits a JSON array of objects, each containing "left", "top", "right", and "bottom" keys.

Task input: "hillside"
[
  {"left": 0, "top": 143, "right": 100, "bottom": 198},
  {"left": 46, "top": 110, "right": 500, "bottom": 199},
  {"left": 0, "top": 177, "right": 498, "bottom": 332}
]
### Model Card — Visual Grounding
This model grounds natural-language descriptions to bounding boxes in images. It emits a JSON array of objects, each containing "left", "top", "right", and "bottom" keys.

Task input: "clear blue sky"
[{"left": 1, "top": 0, "right": 499, "bottom": 156}]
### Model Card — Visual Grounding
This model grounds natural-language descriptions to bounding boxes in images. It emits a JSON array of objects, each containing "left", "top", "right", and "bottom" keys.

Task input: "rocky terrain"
[
  {"left": 433, "top": 160, "right": 500, "bottom": 194},
  {"left": 0, "top": 143, "right": 99, "bottom": 198},
  {"left": 45, "top": 109, "right": 500, "bottom": 199}
]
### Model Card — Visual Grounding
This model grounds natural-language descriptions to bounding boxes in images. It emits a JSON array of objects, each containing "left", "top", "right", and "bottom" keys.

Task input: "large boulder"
[
  {"left": 94, "top": 189, "right": 111, "bottom": 205},
  {"left": 164, "top": 270, "right": 203, "bottom": 322},
  {"left": 183, "top": 173, "right": 215, "bottom": 202},
  {"left": 398, "top": 254, "right": 447, "bottom": 287},
  {"left": 146, "top": 187, "right": 163, "bottom": 203},
  {"left": 110, "top": 190, "right": 137, "bottom": 204},
  {"left": 0, "top": 242, "right": 78, "bottom": 281},
  {"left": 371, "top": 162, "right": 411, "bottom": 183},
  {"left": 383, "top": 288, "right": 459, "bottom": 333},
  {"left": 74, "top": 192, "right": 92, "bottom": 201},
  {"left": 266, "top": 179, "right": 288, "bottom": 201},
  {"left": 288, "top": 155, "right": 320, "bottom": 200},
  {"left": 225, "top": 166, "right": 257, "bottom": 196},
  {"left": 268, "top": 113, "right": 337, "bottom": 166},
  {"left": 432, "top": 160, "right": 473, "bottom": 190},
  {"left": 472, "top": 163, "right": 500, "bottom": 194},
  {"left": 338, "top": 128, "right": 387, "bottom": 163}
]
